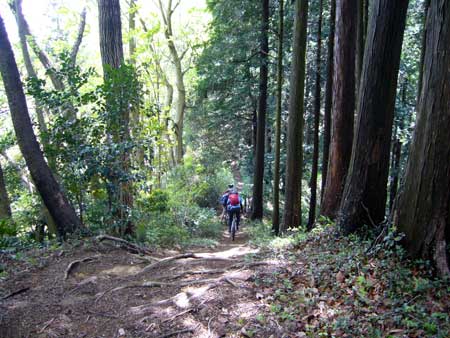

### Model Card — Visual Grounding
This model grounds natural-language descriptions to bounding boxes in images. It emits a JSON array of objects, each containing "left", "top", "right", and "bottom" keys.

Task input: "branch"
[
  {"left": 12, "top": 0, "right": 64, "bottom": 90},
  {"left": 70, "top": 7, "right": 87, "bottom": 65}
]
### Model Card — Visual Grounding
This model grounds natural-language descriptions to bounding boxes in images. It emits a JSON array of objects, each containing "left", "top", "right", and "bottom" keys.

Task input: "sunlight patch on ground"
[
  {"left": 172, "top": 291, "right": 191, "bottom": 308},
  {"left": 195, "top": 245, "right": 259, "bottom": 259},
  {"left": 100, "top": 265, "right": 141, "bottom": 276}
]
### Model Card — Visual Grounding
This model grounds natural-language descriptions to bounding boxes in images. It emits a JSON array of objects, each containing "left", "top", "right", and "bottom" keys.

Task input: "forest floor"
[
  {"left": 1, "top": 223, "right": 449, "bottom": 338},
  {"left": 0, "top": 223, "right": 287, "bottom": 338}
]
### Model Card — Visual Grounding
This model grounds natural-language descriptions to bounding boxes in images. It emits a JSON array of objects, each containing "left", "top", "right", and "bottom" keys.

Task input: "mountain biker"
[
  {"left": 226, "top": 188, "right": 243, "bottom": 233},
  {"left": 220, "top": 184, "right": 234, "bottom": 217}
]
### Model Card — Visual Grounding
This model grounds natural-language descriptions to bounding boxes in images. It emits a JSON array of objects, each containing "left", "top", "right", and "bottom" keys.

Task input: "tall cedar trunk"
[
  {"left": 416, "top": 0, "right": 430, "bottom": 105},
  {"left": 0, "top": 15, "right": 80, "bottom": 238},
  {"left": 281, "top": 0, "right": 309, "bottom": 231},
  {"left": 251, "top": 0, "right": 269, "bottom": 220},
  {"left": 320, "top": 0, "right": 335, "bottom": 202},
  {"left": 356, "top": 0, "right": 364, "bottom": 94},
  {"left": 320, "top": 0, "right": 356, "bottom": 219},
  {"left": 158, "top": 0, "right": 186, "bottom": 164},
  {"left": 337, "top": 0, "right": 409, "bottom": 234},
  {"left": 0, "top": 162, "right": 12, "bottom": 220},
  {"left": 394, "top": 0, "right": 450, "bottom": 277},
  {"left": 307, "top": 0, "right": 323, "bottom": 231},
  {"left": 98, "top": 0, "right": 134, "bottom": 235},
  {"left": 363, "top": 0, "right": 368, "bottom": 38},
  {"left": 272, "top": 0, "right": 284, "bottom": 234}
]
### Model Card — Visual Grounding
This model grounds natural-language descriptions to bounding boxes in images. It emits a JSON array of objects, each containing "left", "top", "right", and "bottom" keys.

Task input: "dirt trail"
[{"left": 0, "top": 226, "right": 280, "bottom": 338}]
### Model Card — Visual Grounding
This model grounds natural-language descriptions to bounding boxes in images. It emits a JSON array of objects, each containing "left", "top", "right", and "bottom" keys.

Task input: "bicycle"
[{"left": 230, "top": 213, "right": 237, "bottom": 241}]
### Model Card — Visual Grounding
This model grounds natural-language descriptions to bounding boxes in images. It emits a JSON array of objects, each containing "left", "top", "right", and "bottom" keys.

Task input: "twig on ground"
[
  {"left": 64, "top": 256, "right": 99, "bottom": 280},
  {"left": 96, "top": 235, "right": 152, "bottom": 255},
  {"left": 38, "top": 318, "right": 55, "bottom": 333},
  {"left": 156, "top": 325, "right": 198, "bottom": 338}
]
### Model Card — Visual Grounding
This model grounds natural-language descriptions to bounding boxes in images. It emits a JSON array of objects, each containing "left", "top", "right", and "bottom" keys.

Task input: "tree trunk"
[
  {"left": 98, "top": 0, "right": 134, "bottom": 235},
  {"left": 158, "top": 0, "right": 186, "bottom": 164},
  {"left": 70, "top": 8, "right": 86, "bottom": 66},
  {"left": 394, "top": 0, "right": 450, "bottom": 277},
  {"left": 416, "top": 0, "right": 430, "bottom": 105},
  {"left": 129, "top": 0, "right": 136, "bottom": 62},
  {"left": 0, "top": 162, "right": 12, "bottom": 220},
  {"left": 281, "top": 0, "right": 309, "bottom": 231},
  {"left": 10, "top": 0, "right": 47, "bottom": 133},
  {"left": 251, "top": 0, "right": 269, "bottom": 220},
  {"left": 320, "top": 0, "right": 356, "bottom": 219},
  {"left": 307, "top": 0, "right": 323, "bottom": 231},
  {"left": 356, "top": 0, "right": 364, "bottom": 94},
  {"left": 337, "top": 0, "right": 409, "bottom": 234},
  {"left": 272, "top": 0, "right": 284, "bottom": 235},
  {"left": 0, "top": 15, "right": 81, "bottom": 238},
  {"left": 320, "top": 0, "right": 335, "bottom": 202}
]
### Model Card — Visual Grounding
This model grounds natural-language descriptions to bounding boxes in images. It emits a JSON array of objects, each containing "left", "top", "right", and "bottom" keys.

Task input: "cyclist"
[
  {"left": 220, "top": 184, "right": 234, "bottom": 218},
  {"left": 226, "top": 188, "right": 243, "bottom": 233}
]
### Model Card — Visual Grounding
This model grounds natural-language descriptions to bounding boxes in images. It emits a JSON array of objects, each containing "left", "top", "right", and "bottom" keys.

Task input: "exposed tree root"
[
  {"left": 64, "top": 256, "right": 99, "bottom": 280},
  {"left": 137, "top": 253, "right": 240, "bottom": 275},
  {"left": 1, "top": 287, "right": 30, "bottom": 300},
  {"left": 128, "top": 275, "right": 245, "bottom": 316},
  {"left": 96, "top": 235, "right": 152, "bottom": 255},
  {"left": 167, "top": 261, "right": 269, "bottom": 280}
]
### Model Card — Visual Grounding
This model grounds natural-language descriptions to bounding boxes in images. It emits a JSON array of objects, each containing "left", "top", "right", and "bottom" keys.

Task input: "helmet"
[{"left": 228, "top": 184, "right": 234, "bottom": 189}]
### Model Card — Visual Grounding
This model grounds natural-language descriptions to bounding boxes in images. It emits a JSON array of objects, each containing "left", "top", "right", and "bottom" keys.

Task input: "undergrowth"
[{"left": 249, "top": 223, "right": 450, "bottom": 337}]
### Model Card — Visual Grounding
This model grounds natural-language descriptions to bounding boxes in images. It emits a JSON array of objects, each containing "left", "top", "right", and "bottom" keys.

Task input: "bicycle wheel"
[{"left": 231, "top": 217, "right": 236, "bottom": 241}]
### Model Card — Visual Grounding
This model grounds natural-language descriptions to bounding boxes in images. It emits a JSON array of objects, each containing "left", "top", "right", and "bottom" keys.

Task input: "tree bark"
[
  {"left": 272, "top": 0, "right": 284, "bottom": 235},
  {"left": 281, "top": 0, "right": 309, "bottom": 231},
  {"left": 416, "top": 0, "right": 430, "bottom": 105},
  {"left": 320, "top": 0, "right": 335, "bottom": 202},
  {"left": 0, "top": 162, "right": 12, "bottom": 220},
  {"left": 356, "top": 0, "right": 364, "bottom": 95},
  {"left": 0, "top": 15, "right": 81, "bottom": 238},
  {"left": 98, "top": 0, "right": 134, "bottom": 235},
  {"left": 394, "top": 0, "right": 450, "bottom": 277},
  {"left": 251, "top": 0, "right": 269, "bottom": 220},
  {"left": 320, "top": 0, "right": 356, "bottom": 219},
  {"left": 307, "top": 0, "right": 323, "bottom": 231},
  {"left": 98, "top": 0, "right": 124, "bottom": 69},
  {"left": 337, "top": 0, "right": 409, "bottom": 234}
]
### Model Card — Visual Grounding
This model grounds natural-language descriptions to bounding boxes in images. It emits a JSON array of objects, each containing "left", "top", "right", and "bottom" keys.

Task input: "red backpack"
[{"left": 228, "top": 193, "right": 240, "bottom": 206}]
